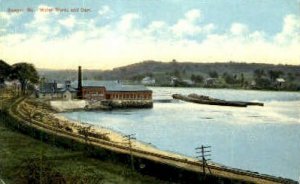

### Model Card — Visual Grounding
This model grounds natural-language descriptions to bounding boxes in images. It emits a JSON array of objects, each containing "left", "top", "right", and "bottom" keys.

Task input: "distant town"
[
  {"left": 2, "top": 60, "right": 300, "bottom": 96},
  {"left": 37, "top": 60, "right": 300, "bottom": 91}
]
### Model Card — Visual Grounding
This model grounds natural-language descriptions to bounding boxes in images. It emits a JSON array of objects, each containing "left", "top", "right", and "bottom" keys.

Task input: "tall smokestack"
[{"left": 78, "top": 66, "right": 83, "bottom": 99}]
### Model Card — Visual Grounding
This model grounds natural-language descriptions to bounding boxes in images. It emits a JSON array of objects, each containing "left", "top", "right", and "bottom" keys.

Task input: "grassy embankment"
[{"left": 0, "top": 90, "right": 169, "bottom": 184}]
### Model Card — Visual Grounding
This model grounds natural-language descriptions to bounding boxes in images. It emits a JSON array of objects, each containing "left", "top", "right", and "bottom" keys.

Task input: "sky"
[{"left": 0, "top": 0, "right": 299, "bottom": 69}]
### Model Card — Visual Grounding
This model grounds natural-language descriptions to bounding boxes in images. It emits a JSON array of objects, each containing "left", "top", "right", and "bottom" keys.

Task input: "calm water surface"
[{"left": 61, "top": 87, "right": 300, "bottom": 180}]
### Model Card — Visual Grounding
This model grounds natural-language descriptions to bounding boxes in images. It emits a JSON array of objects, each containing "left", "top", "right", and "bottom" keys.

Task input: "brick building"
[
  {"left": 38, "top": 66, "right": 152, "bottom": 102},
  {"left": 72, "top": 80, "right": 152, "bottom": 101}
]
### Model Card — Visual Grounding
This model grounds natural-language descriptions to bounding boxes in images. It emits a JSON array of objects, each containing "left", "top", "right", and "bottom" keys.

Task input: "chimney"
[
  {"left": 78, "top": 66, "right": 83, "bottom": 99},
  {"left": 53, "top": 80, "right": 57, "bottom": 90}
]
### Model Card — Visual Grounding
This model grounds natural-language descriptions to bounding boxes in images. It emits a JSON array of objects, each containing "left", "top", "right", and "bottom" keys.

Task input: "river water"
[{"left": 61, "top": 87, "right": 300, "bottom": 180}]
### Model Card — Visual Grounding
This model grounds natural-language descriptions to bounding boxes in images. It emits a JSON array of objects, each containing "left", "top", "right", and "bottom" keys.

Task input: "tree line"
[
  {"left": 136, "top": 67, "right": 298, "bottom": 90},
  {"left": 188, "top": 68, "right": 298, "bottom": 90},
  {"left": 0, "top": 60, "right": 39, "bottom": 94}
]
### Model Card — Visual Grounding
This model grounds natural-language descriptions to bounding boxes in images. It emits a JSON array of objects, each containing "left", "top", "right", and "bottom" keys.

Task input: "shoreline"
[
  {"left": 53, "top": 113, "right": 199, "bottom": 163},
  {"left": 5, "top": 96, "right": 297, "bottom": 183},
  {"left": 148, "top": 86, "right": 300, "bottom": 93}
]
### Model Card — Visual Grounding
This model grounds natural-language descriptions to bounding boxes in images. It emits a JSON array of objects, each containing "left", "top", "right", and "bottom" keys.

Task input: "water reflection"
[{"left": 61, "top": 87, "right": 300, "bottom": 180}]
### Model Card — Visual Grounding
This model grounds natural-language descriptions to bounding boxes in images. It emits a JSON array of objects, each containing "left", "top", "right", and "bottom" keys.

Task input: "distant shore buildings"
[
  {"left": 38, "top": 66, "right": 153, "bottom": 103},
  {"left": 141, "top": 76, "right": 156, "bottom": 85},
  {"left": 275, "top": 78, "right": 285, "bottom": 88}
]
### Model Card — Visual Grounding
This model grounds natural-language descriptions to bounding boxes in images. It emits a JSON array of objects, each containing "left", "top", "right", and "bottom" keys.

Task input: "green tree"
[
  {"left": 223, "top": 73, "right": 236, "bottom": 84},
  {"left": 130, "top": 74, "right": 145, "bottom": 81},
  {"left": 253, "top": 69, "right": 265, "bottom": 79},
  {"left": 287, "top": 72, "right": 295, "bottom": 82},
  {"left": 171, "top": 59, "right": 178, "bottom": 70},
  {"left": 191, "top": 74, "right": 204, "bottom": 83},
  {"left": 0, "top": 59, "right": 11, "bottom": 84},
  {"left": 208, "top": 71, "right": 218, "bottom": 78},
  {"left": 240, "top": 73, "right": 245, "bottom": 86},
  {"left": 255, "top": 78, "right": 271, "bottom": 89},
  {"left": 145, "top": 72, "right": 153, "bottom": 78},
  {"left": 268, "top": 70, "right": 284, "bottom": 82},
  {"left": 173, "top": 69, "right": 181, "bottom": 78},
  {"left": 10, "top": 63, "right": 39, "bottom": 94}
]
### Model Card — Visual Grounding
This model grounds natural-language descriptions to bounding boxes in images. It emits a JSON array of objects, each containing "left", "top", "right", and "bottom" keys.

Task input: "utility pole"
[
  {"left": 195, "top": 145, "right": 212, "bottom": 178},
  {"left": 123, "top": 134, "right": 136, "bottom": 171}
]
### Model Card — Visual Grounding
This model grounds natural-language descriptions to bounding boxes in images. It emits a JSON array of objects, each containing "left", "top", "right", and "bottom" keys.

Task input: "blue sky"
[{"left": 0, "top": 0, "right": 299, "bottom": 69}]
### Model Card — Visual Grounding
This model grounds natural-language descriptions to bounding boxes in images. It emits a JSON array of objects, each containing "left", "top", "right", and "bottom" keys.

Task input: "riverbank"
[
  {"left": 0, "top": 112, "right": 169, "bottom": 184},
  {"left": 53, "top": 113, "right": 197, "bottom": 162},
  {"left": 0, "top": 90, "right": 170, "bottom": 183},
  {"left": 48, "top": 99, "right": 153, "bottom": 112},
  {"left": 2, "top": 91, "right": 298, "bottom": 184}
]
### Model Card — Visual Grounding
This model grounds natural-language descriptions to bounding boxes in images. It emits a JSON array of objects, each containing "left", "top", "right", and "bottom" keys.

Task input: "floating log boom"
[{"left": 172, "top": 93, "right": 264, "bottom": 107}]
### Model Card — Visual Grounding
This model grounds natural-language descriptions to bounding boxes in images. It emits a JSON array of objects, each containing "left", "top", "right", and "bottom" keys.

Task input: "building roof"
[
  {"left": 110, "top": 85, "right": 151, "bottom": 92},
  {"left": 39, "top": 82, "right": 56, "bottom": 93},
  {"left": 57, "top": 87, "right": 77, "bottom": 93},
  {"left": 276, "top": 78, "right": 285, "bottom": 82},
  {"left": 72, "top": 80, "right": 117, "bottom": 88},
  {"left": 142, "top": 76, "right": 155, "bottom": 81},
  {"left": 72, "top": 80, "right": 151, "bottom": 92},
  {"left": 39, "top": 82, "right": 77, "bottom": 94}
]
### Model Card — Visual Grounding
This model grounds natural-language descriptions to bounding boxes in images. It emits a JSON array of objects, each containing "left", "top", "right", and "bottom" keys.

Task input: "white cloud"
[
  {"left": 0, "top": 33, "right": 26, "bottom": 46},
  {"left": 118, "top": 13, "right": 140, "bottom": 32},
  {"left": 0, "top": 11, "right": 22, "bottom": 27},
  {"left": 98, "top": 5, "right": 111, "bottom": 16},
  {"left": 25, "top": 5, "right": 61, "bottom": 36},
  {"left": 185, "top": 9, "right": 201, "bottom": 22},
  {"left": 1, "top": 7, "right": 299, "bottom": 69},
  {"left": 230, "top": 23, "right": 249, "bottom": 35},
  {"left": 0, "top": 12, "right": 10, "bottom": 20},
  {"left": 148, "top": 21, "right": 166, "bottom": 30},
  {"left": 275, "top": 14, "right": 300, "bottom": 45},
  {"left": 249, "top": 31, "right": 266, "bottom": 41},
  {"left": 202, "top": 23, "right": 216, "bottom": 34},
  {"left": 32, "top": 5, "right": 58, "bottom": 25},
  {"left": 58, "top": 15, "right": 76, "bottom": 29},
  {"left": 282, "top": 14, "right": 300, "bottom": 34},
  {"left": 172, "top": 9, "right": 202, "bottom": 37},
  {"left": 146, "top": 21, "right": 168, "bottom": 37}
]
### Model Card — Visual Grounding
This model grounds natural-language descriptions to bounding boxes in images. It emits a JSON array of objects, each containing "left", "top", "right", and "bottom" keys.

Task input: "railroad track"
[{"left": 8, "top": 97, "right": 298, "bottom": 184}]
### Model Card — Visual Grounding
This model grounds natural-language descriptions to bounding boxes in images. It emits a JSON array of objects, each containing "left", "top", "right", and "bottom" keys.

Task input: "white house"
[
  {"left": 141, "top": 76, "right": 155, "bottom": 85},
  {"left": 170, "top": 76, "right": 178, "bottom": 85},
  {"left": 204, "top": 78, "right": 217, "bottom": 86},
  {"left": 275, "top": 78, "right": 285, "bottom": 88},
  {"left": 182, "top": 79, "right": 195, "bottom": 85}
]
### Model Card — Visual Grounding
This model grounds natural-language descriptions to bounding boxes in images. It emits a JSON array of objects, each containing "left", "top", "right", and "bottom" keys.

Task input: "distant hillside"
[
  {"left": 104, "top": 60, "right": 300, "bottom": 79},
  {"left": 38, "top": 60, "right": 300, "bottom": 82}
]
